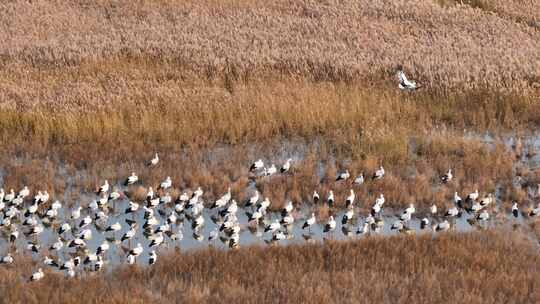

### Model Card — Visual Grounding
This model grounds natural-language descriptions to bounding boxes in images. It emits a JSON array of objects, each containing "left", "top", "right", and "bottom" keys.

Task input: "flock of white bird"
[{"left": 0, "top": 152, "right": 538, "bottom": 283}]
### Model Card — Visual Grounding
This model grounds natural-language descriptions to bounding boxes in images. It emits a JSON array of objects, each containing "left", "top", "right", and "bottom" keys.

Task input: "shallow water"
[
  {"left": 1, "top": 131, "right": 539, "bottom": 272},
  {"left": 0, "top": 193, "right": 528, "bottom": 270}
]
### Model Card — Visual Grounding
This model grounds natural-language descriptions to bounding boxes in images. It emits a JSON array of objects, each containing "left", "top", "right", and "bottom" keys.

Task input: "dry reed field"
[
  {"left": 1, "top": 0, "right": 540, "bottom": 94},
  {"left": 1, "top": 1, "right": 540, "bottom": 302},
  {"left": 0, "top": 1, "right": 539, "bottom": 163},
  {"left": 1, "top": 231, "right": 538, "bottom": 304},
  {"left": 0, "top": 1, "right": 539, "bottom": 167}
]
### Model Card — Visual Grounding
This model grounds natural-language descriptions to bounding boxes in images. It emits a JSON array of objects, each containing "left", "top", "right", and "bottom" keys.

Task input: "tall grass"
[
  {"left": 0, "top": 0, "right": 538, "bottom": 151},
  {"left": 0, "top": 77, "right": 537, "bottom": 150},
  {"left": 437, "top": 0, "right": 540, "bottom": 29},
  {"left": 0, "top": 0, "right": 539, "bottom": 93}
]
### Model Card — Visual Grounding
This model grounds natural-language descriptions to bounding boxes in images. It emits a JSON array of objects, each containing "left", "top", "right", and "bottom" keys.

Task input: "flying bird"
[{"left": 397, "top": 68, "right": 420, "bottom": 91}]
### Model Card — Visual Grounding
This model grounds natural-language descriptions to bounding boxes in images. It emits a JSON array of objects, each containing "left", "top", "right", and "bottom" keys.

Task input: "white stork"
[{"left": 397, "top": 69, "right": 420, "bottom": 91}]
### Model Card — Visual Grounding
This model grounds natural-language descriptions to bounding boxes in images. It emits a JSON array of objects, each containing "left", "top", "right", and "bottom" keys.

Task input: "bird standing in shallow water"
[
  {"left": 327, "top": 191, "right": 335, "bottom": 207},
  {"left": 529, "top": 203, "right": 540, "bottom": 217},
  {"left": 302, "top": 213, "right": 316, "bottom": 232},
  {"left": 124, "top": 172, "right": 138, "bottom": 186},
  {"left": 430, "top": 204, "right": 437, "bottom": 215},
  {"left": 0, "top": 253, "right": 13, "bottom": 264},
  {"left": 466, "top": 189, "right": 479, "bottom": 202},
  {"left": 342, "top": 208, "right": 354, "bottom": 225},
  {"left": 312, "top": 191, "right": 320, "bottom": 204},
  {"left": 245, "top": 191, "right": 259, "bottom": 208},
  {"left": 345, "top": 190, "right": 355, "bottom": 208},
  {"left": 29, "top": 268, "right": 44, "bottom": 282},
  {"left": 445, "top": 206, "right": 460, "bottom": 218},
  {"left": 97, "top": 180, "right": 109, "bottom": 195},
  {"left": 250, "top": 159, "right": 264, "bottom": 172},
  {"left": 336, "top": 170, "right": 350, "bottom": 182},
  {"left": 454, "top": 192, "right": 463, "bottom": 209},
  {"left": 354, "top": 173, "right": 364, "bottom": 185},
  {"left": 476, "top": 210, "right": 490, "bottom": 221},
  {"left": 264, "top": 220, "right": 281, "bottom": 233},
  {"left": 434, "top": 220, "right": 450, "bottom": 232},
  {"left": 265, "top": 164, "right": 277, "bottom": 176},
  {"left": 357, "top": 222, "right": 369, "bottom": 235},
  {"left": 324, "top": 216, "right": 336, "bottom": 233},
  {"left": 159, "top": 176, "right": 172, "bottom": 190},
  {"left": 512, "top": 202, "right": 519, "bottom": 218},
  {"left": 420, "top": 218, "right": 429, "bottom": 229},
  {"left": 149, "top": 250, "right": 157, "bottom": 265}
]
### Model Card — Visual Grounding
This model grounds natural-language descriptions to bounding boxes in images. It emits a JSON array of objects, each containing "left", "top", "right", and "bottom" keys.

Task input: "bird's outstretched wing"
[
  {"left": 398, "top": 70, "right": 418, "bottom": 90},
  {"left": 398, "top": 70, "right": 408, "bottom": 85}
]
